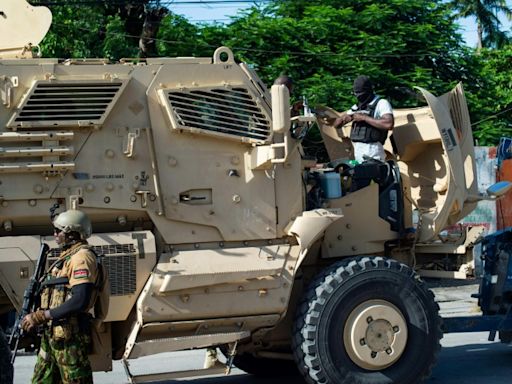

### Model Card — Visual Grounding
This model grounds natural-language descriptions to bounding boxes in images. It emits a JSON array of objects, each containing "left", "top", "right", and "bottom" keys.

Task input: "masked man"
[{"left": 334, "top": 75, "right": 394, "bottom": 163}]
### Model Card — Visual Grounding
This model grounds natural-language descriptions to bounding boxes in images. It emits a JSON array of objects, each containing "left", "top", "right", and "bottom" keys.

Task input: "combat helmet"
[{"left": 53, "top": 209, "right": 92, "bottom": 239}]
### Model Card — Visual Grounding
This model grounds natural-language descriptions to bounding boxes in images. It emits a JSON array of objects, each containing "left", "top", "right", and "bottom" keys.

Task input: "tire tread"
[{"left": 291, "top": 257, "right": 442, "bottom": 384}]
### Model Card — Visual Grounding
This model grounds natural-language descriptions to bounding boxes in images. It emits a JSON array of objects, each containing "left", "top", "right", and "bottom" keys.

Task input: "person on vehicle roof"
[
  {"left": 334, "top": 75, "right": 394, "bottom": 163},
  {"left": 22, "top": 210, "right": 99, "bottom": 384},
  {"left": 273, "top": 74, "right": 304, "bottom": 114}
]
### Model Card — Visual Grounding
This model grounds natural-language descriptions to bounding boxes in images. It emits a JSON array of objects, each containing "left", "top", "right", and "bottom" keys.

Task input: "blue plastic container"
[{"left": 319, "top": 171, "right": 342, "bottom": 199}]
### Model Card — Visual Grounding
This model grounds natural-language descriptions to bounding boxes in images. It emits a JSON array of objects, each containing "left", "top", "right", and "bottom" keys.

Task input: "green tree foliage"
[
  {"left": 156, "top": 14, "right": 227, "bottom": 57},
  {"left": 468, "top": 45, "right": 512, "bottom": 144},
  {"left": 34, "top": 0, "right": 160, "bottom": 58},
  {"left": 219, "top": 0, "right": 473, "bottom": 109},
  {"left": 102, "top": 15, "right": 139, "bottom": 60},
  {"left": 38, "top": 4, "right": 106, "bottom": 58}
]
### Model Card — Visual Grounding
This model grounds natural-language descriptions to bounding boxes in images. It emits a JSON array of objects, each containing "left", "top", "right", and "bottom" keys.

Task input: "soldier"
[{"left": 21, "top": 209, "right": 98, "bottom": 384}]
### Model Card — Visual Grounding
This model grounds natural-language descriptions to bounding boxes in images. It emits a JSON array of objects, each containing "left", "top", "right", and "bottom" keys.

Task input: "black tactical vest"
[{"left": 350, "top": 97, "right": 388, "bottom": 144}]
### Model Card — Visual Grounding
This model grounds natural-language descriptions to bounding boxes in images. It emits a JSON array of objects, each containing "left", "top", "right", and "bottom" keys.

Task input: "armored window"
[
  {"left": 7, "top": 80, "right": 128, "bottom": 129},
  {"left": 159, "top": 86, "right": 272, "bottom": 143}
]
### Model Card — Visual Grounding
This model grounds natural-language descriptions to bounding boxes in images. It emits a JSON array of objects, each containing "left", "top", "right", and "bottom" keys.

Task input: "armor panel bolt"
[
  {"left": 105, "top": 149, "right": 115, "bottom": 158},
  {"left": 3, "top": 220, "right": 12, "bottom": 231},
  {"left": 33, "top": 184, "right": 44, "bottom": 194}
]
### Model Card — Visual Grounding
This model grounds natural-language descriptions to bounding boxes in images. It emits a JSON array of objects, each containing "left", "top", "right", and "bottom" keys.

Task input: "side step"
[
  {"left": 122, "top": 326, "right": 250, "bottom": 383},
  {"left": 125, "top": 327, "right": 250, "bottom": 359},
  {"left": 123, "top": 358, "right": 228, "bottom": 384}
]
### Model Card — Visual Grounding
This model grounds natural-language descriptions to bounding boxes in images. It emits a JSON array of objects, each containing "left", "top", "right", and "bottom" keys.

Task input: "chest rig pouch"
[
  {"left": 40, "top": 259, "right": 70, "bottom": 311},
  {"left": 350, "top": 97, "right": 388, "bottom": 144},
  {"left": 39, "top": 258, "right": 75, "bottom": 341}
]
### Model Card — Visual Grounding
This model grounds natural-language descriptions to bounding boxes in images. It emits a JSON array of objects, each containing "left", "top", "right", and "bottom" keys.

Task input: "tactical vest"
[
  {"left": 350, "top": 97, "right": 388, "bottom": 144},
  {"left": 40, "top": 244, "right": 81, "bottom": 312}
]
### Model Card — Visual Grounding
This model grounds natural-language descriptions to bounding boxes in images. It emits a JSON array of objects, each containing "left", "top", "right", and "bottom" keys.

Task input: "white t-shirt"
[
  {"left": 347, "top": 96, "right": 394, "bottom": 163},
  {"left": 347, "top": 96, "right": 393, "bottom": 119}
]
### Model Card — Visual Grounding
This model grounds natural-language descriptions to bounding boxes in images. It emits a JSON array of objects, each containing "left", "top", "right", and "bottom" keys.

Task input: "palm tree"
[{"left": 450, "top": 0, "right": 512, "bottom": 49}]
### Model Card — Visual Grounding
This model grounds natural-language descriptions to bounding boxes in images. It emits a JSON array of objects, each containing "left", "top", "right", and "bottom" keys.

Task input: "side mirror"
[
  {"left": 467, "top": 180, "right": 512, "bottom": 202},
  {"left": 487, "top": 181, "right": 512, "bottom": 198},
  {"left": 271, "top": 84, "right": 290, "bottom": 134}
]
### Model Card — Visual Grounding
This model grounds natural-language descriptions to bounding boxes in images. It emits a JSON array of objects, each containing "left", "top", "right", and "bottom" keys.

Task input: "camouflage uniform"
[{"left": 32, "top": 242, "right": 98, "bottom": 384}]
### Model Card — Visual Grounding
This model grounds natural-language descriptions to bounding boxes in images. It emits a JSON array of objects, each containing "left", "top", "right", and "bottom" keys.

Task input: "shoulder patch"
[{"left": 73, "top": 269, "right": 90, "bottom": 279}]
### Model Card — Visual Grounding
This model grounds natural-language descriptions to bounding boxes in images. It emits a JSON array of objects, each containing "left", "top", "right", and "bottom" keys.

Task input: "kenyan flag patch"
[{"left": 73, "top": 269, "right": 89, "bottom": 279}]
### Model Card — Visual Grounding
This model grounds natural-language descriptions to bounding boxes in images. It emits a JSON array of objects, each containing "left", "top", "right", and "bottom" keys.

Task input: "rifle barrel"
[{"left": 9, "top": 242, "right": 49, "bottom": 363}]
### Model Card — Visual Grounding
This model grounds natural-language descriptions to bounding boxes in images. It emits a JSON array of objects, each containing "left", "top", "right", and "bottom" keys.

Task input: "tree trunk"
[
  {"left": 476, "top": 22, "right": 483, "bottom": 52},
  {"left": 139, "top": 7, "right": 168, "bottom": 58}
]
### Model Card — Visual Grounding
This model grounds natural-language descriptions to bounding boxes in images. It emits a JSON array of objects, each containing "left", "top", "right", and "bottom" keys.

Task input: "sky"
[{"left": 167, "top": 0, "right": 512, "bottom": 48}]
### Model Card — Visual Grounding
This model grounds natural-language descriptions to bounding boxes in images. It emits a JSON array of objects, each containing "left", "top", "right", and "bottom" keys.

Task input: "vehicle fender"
[{"left": 286, "top": 208, "right": 343, "bottom": 271}]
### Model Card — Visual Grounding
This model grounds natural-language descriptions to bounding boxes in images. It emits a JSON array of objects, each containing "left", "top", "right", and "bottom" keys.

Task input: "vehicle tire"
[
  {"left": 292, "top": 256, "right": 442, "bottom": 384},
  {"left": 230, "top": 353, "right": 300, "bottom": 377},
  {"left": 0, "top": 328, "right": 14, "bottom": 384}
]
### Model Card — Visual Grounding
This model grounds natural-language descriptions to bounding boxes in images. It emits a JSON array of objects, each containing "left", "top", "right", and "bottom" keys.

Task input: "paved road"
[
  {"left": 12, "top": 283, "right": 512, "bottom": 383},
  {"left": 13, "top": 336, "right": 512, "bottom": 384}
]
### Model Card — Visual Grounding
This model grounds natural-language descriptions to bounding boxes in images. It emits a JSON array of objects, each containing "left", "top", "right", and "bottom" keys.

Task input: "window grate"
[
  {"left": 164, "top": 87, "right": 271, "bottom": 142},
  {"left": 8, "top": 81, "right": 127, "bottom": 129}
]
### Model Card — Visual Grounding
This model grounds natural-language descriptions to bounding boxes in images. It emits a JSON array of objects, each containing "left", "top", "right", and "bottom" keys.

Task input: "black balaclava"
[{"left": 353, "top": 75, "right": 375, "bottom": 110}]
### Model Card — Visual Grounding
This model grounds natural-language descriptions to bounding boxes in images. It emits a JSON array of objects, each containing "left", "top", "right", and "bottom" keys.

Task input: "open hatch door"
[
  {"left": 0, "top": 0, "right": 52, "bottom": 58},
  {"left": 391, "top": 83, "right": 479, "bottom": 242}
]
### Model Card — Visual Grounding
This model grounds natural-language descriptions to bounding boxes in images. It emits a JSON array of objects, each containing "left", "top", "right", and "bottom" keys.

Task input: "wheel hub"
[{"left": 343, "top": 299, "right": 408, "bottom": 370}]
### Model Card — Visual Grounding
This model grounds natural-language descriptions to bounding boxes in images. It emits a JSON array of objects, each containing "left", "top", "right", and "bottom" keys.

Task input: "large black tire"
[
  {"left": 230, "top": 353, "right": 301, "bottom": 377},
  {"left": 0, "top": 328, "right": 13, "bottom": 384},
  {"left": 292, "top": 257, "right": 442, "bottom": 384}
]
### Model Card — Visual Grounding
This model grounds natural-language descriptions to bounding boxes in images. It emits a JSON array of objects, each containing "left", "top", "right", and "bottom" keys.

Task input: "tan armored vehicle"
[{"left": 0, "top": 1, "right": 504, "bottom": 383}]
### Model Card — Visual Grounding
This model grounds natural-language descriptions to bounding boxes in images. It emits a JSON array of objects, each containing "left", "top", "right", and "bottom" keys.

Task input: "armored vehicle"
[{"left": 1, "top": 1, "right": 505, "bottom": 383}]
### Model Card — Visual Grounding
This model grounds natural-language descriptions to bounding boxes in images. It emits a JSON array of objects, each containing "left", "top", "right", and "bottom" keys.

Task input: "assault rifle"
[{"left": 9, "top": 242, "right": 50, "bottom": 363}]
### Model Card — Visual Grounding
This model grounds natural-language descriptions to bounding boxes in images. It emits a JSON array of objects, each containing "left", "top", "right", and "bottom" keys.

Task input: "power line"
[
  {"left": 472, "top": 106, "right": 512, "bottom": 127},
  {"left": 51, "top": 20, "right": 440, "bottom": 59}
]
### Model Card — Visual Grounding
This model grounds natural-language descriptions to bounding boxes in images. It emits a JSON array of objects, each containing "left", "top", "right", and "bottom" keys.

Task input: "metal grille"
[
  {"left": 48, "top": 243, "right": 137, "bottom": 296},
  {"left": 9, "top": 81, "right": 125, "bottom": 128},
  {"left": 166, "top": 87, "right": 271, "bottom": 141},
  {"left": 102, "top": 254, "right": 137, "bottom": 296},
  {"left": 91, "top": 244, "right": 135, "bottom": 256}
]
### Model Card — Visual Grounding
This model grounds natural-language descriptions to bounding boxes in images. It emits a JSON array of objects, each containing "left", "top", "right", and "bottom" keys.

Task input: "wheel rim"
[{"left": 343, "top": 299, "right": 408, "bottom": 371}]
